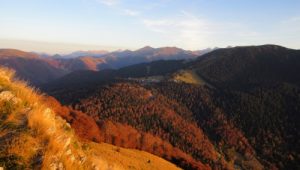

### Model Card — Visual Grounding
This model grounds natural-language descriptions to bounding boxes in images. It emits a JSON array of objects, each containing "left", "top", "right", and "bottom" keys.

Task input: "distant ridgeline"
[{"left": 0, "top": 47, "right": 208, "bottom": 85}]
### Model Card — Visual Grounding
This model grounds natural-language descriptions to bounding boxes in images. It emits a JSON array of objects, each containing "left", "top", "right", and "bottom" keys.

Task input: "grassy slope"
[
  {"left": 0, "top": 67, "right": 180, "bottom": 170},
  {"left": 172, "top": 69, "right": 213, "bottom": 87},
  {"left": 90, "top": 143, "right": 181, "bottom": 170}
]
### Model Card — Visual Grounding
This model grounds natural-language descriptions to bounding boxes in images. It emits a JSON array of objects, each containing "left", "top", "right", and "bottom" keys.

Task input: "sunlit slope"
[
  {"left": 0, "top": 67, "right": 180, "bottom": 170},
  {"left": 90, "top": 143, "right": 181, "bottom": 170},
  {"left": 171, "top": 69, "right": 213, "bottom": 87}
]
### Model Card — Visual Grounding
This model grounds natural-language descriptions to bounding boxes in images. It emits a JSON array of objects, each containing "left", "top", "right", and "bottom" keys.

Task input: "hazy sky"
[{"left": 0, "top": 0, "right": 299, "bottom": 53}]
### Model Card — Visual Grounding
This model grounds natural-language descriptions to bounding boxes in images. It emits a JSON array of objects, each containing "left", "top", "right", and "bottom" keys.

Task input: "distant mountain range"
[
  {"left": 0, "top": 46, "right": 212, "bottom": 85},
  {"left": 62, "top": 50, "right": 109, "bottom": 58},
  {"left": 56, "top": 46, "right": 212, "bottom": 69},
  {"left": 59, "top": 46, "right": 213, "bottom": 59},
  {"left": 0, "top": 49, "right": 67, "bottom": 85}
]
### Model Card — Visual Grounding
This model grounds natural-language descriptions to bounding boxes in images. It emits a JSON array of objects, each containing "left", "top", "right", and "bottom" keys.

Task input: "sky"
[{"left": 0, "top": 0, "right": 299, "bottom": 54}]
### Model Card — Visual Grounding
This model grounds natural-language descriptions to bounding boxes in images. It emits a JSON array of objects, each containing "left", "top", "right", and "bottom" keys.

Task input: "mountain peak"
[
  {"left": 63, "top": 50, "right": 109, "bottom": 58},
  {"left": 137, "top": 46, "right": 155, "bottom": 52}
]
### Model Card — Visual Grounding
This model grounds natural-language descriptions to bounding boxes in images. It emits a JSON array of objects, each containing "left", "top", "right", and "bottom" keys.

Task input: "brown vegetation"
[{"left": 0, "top": 67, "right": 181, "bottom": 170}]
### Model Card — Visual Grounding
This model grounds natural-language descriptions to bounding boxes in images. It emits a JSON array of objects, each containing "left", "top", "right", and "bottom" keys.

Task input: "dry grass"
[
  {"left": 0, "top": 67, "right": 181, "bottom": 170},
  {"left": 0, "top": 67, "right": 88, "bottom": 169},
  {"left": 89, "top": 142, "right": 181, "bottom": 170},
  {"left": 173, "top": 70, "right": 204, "bottom": 84},
  {"left": 172, "top": 69, "right": 214, "bottom": 88}
]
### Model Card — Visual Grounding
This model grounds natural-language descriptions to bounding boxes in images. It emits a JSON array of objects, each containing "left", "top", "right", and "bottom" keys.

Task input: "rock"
[
  {"left": 65, "top": 122, "right": 71, "bottom": 129},
  {"left": 56, "top": 135, "right": 71, "bottom": 150},
  {"left": 0, "top": 72, "right": 11, "bottom": 82},
  {"left": 58, "top": 162, "right": 64, "bottom": 170},
  {"left": 0, "top": 91, "right": 15, "bottom": 101},
  {"left": 64, "top": 137, "right": 71, "bottom": 149},
  {"left": 70, "top": 155, "right": 75, "bottom": 162},
  {"left": 50, "top": 162, "right": 58, "bottom": 170},
  {"left": 92, "top": 164, "right": 100, "bottom": 170},
  {"left": 50, "top": 161, "right": 64, "bottom": 170},
  {"left": 0, "top": 90, "right": 21, "bottom": 104},
  {"left": 43, "top": 108, "right": 53, "bottom": 118},
  {"left": 79, "top": 156, "right": 86, "bottom": 164},
  {"left": 66, "top": 149, "right": 72, "bottom": 155},
  {"left": 46, "top": 126, "right": 57, "bottom": 134}
]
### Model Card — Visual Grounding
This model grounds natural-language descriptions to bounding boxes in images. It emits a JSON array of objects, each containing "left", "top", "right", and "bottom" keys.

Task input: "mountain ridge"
[{"left": 0, "top": 46, "right": 210, "bottom": 85}]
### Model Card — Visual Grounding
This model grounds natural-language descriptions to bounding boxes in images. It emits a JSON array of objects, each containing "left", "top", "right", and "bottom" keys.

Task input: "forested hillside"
[{"left": 42, "top": 45, "right": 300, "bottom": 170}]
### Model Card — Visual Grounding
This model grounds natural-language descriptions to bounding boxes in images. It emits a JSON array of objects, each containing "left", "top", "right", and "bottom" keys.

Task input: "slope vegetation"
[
  {"left": 44, "top": 45, "right": 300, "bottom": 170},
  {"left": 50, "top": 82, "right": 244, "bottom": 170},
  {"left": 190, "top": 45, "right": 300, "bottom": 89},
  {"left": 0, "top": 67, "right": 180, "bottom": 170}
]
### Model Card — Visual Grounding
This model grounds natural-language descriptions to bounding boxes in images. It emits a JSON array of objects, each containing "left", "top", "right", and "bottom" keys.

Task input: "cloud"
[
  {"left": 142, "top": 19, "right": 172, "bottom": 33},
  {"left": 281, "top": 16, "right": 300, "bottom": 24},
  {"left": 142, "top": 11, "right": 212, "bottom": 48},
  {"left": 95, "top": 1, "right": 140, "bottom": 17},
  {"left": 280, "top": 16, "right": 300, "bottom": 33},
  {"left": 97, "top": 0, "right": 118, "bottom": 6},
  {"left": 123, "top": 9, "right": 139, "bottom": 16},
  {"left": 141, "top": 10, "right": 266, "bottom": 49}
]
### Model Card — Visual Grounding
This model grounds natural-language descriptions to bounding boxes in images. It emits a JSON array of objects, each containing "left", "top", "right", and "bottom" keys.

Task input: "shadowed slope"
[{"left": 0, "top": 49, "right": 68, "bottom": 85}]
